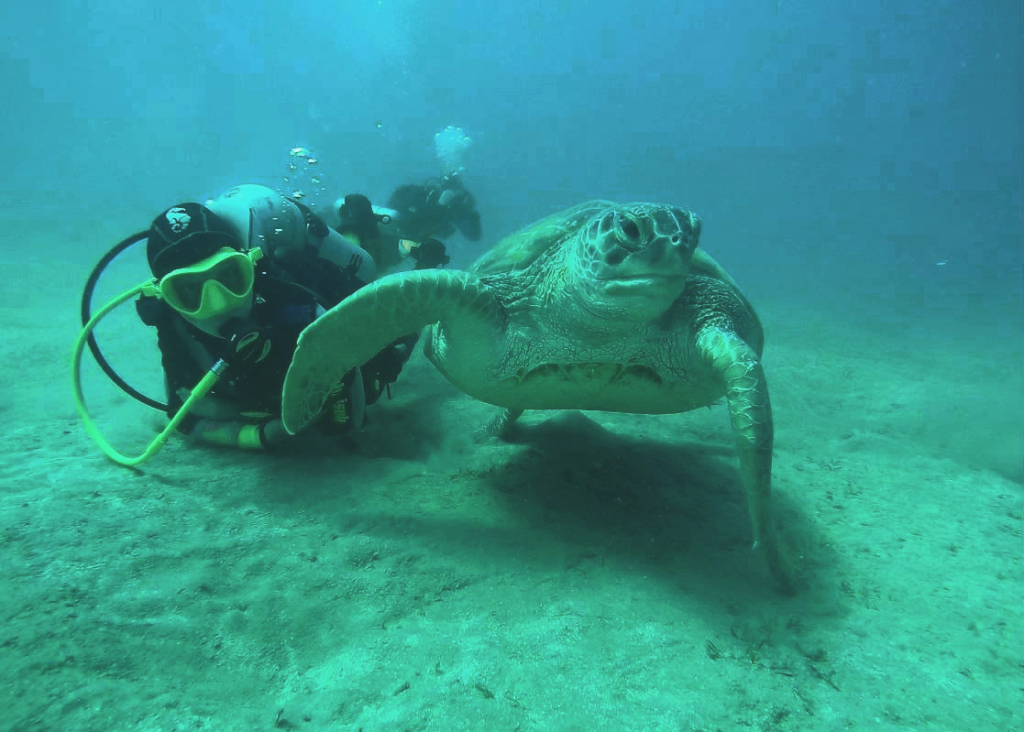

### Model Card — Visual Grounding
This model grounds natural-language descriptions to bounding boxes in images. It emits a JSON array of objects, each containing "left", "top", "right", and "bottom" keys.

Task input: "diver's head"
[
  {"left": 147, "top": 203, "right": 256, "bottom": 336},
  {"left": 336, "top": 194, "right": 379, "bottom": 244}
]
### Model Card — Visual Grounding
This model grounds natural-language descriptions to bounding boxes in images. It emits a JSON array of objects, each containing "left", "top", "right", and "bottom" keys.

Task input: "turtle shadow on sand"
[
  {"left": 482, "top": 411, "right": 839, "bottom": 602},
  {"left": 244, "top": 391, "right": 846, "bottom": 614},
  {"left": 296, "top": 406, "right": 849, "bottom": 618}
]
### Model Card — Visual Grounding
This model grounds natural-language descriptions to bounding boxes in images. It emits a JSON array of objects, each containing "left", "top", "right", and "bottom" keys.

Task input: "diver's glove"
[
  {"left": 218, "top": 318, "right": 272, "bottom": 366},
  {"left": 363, "top": 333, "right": 419, "bottom": 404},
  {"left": 258, "top": 419, "right": 290, "bottom": 448},
  {"left": 410, "top": 237, "right": 450, "bottom": 270}
]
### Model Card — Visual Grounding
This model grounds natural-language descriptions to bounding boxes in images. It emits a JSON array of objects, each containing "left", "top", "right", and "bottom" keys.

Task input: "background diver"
[{"left": 328, "top": 174, "right": 482, "bottom": 272}]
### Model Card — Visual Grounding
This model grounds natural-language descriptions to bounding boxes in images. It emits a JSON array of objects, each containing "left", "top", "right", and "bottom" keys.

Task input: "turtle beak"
[{"left": 620, "top": 237, "right": 693, "bottom": 280}]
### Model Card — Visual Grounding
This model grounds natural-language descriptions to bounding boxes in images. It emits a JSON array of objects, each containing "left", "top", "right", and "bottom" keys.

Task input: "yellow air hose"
[{"left": 71, "top": 281, "right": 225, "bottom": 466}]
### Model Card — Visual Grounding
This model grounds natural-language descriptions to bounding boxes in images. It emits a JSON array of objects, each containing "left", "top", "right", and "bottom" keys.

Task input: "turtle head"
[{"left": 574, "top": 203, "right": 701, "bottom": 323}]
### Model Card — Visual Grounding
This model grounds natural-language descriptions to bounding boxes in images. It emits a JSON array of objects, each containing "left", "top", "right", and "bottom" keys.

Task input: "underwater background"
[{"left": 1, "top": 0, "right": 1021, "bottom": 730}]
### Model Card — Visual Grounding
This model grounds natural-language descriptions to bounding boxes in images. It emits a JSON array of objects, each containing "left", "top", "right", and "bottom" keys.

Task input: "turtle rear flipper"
[
  {"left": 281, "top": 270, "right": 497, "bottom": 434},
  {"left": 487, "top": 408, "right": 525, "bottom": 438}
]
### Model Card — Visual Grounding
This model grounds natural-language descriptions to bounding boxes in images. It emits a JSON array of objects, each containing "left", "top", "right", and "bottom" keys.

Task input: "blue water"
[
  {"left": 4, "top": 1, "right": 1019, "bottom": 299},
  {"left": 2, "top": 1, "right": 1021, "bottom": 729}
]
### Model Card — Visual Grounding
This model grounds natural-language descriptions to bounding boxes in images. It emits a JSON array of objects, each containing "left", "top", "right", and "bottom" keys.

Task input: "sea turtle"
[{"left": 282, "top": 200, "right": 791, "bottom": 591}]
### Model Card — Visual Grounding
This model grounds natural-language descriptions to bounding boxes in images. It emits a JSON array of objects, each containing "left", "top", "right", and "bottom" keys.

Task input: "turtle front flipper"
[
  {"left": 281, "top": 270, "right": 496, "bottom": 434},
  {"left": 697, "top": 327, "right": 794, "bottom": 593}
]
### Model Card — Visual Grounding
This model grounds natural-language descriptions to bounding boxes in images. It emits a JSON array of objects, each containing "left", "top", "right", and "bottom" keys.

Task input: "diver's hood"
[{"left": 331, "top": 199, "right": 401, "bottom": 224}]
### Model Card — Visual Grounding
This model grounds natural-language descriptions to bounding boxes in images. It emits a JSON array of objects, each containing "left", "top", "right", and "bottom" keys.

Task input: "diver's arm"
[
  {"left": 186, "top": 417, "right": 290, "bottom": 450},
  {"left": 456, "top": 207, "right": 482, "bottom": 241},
  {"left": 171, "top": 392, "right": 289, "bottom": 450},
  {"left": 158, "top": 328, "right": 291, "bottom": 450}
]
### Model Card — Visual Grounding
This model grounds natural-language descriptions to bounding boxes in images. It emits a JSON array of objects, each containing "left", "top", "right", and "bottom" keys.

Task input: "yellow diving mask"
[{"left": 159, "top": 247, "right": 263, "bottom": 319}]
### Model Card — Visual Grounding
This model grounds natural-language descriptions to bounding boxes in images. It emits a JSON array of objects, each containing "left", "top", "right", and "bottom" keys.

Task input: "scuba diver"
[
  {"left": 74, "top": 183, "right": 421, "bottom": 462},
  {"left": 330, "top": 174, "right": 482, "bottom": 271},
  {"left": 384, "top": 173, "right": 482, "bottom": 243}
]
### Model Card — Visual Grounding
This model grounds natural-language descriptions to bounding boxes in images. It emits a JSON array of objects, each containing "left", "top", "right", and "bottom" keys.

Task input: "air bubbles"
[
  {"left": 281, "top": 146, "right": 327, "bottom": 207},
  {"left": 434, "top": 126, "right": 472, "bottom": 178}
]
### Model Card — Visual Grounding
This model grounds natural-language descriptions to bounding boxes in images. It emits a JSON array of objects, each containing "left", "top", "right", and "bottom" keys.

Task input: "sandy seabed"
[{"left": 2, "top": 252, "right": 1022, "bottom": 732}]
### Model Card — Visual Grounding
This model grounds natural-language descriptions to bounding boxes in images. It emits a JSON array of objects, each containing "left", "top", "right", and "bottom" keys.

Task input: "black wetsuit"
[
  {"left": 386, "top": 180, "right": 482, "bottom": 243},
  {"left": 138, "top": 275, "right": 323, "bottom": 432}
]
